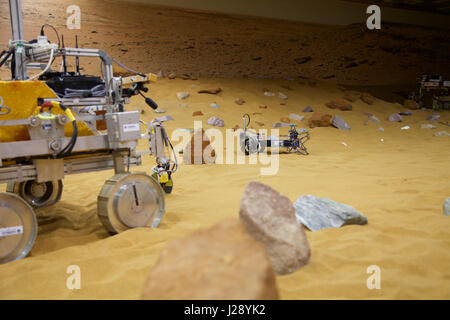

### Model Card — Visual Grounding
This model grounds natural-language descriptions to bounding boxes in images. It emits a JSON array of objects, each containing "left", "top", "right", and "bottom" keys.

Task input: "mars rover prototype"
[
  {"left": 412, "top": 75, "right": 450, "bottom": 110},
  {"left": 240, "top": 114, "right": 310, "bottom": 155},
  {"left": 0, "top": 0, "right": 177, "bottom": 263}
]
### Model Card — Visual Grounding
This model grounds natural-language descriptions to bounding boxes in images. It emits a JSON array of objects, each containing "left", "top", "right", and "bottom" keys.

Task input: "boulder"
[
  {"left": 332, "top": 115, "right": 350, "bottom": 130},
  {"left": 444, "top": 198, "right": 450, "bottom": 216},
  {"left": 259, "top": 105, "right": 268, "bottom": 109},
  {"left": 239, "top": 181, "right": 311, "bottom": 275},
  {"left": 421, "top": 124, "right": 436, "bottom": 129},
  {"left": 192, "top": 111, "right": 203, "bottom": 116},
  {"left": 302, "top": 106, "right": 313, "bottom": 112},
  {"left": 141, "top": 218, "right": 279, "bottom": 300},
  {"left": 198, "top": 87, "right": 222, "bottom": 94},
  {"left": 183, "top": 129, "right": 216, "bottom": 165},
  {"left": 293, "top": 195, "right": 368, "bottom": 231},
  {"left": 308, "top": 112, "right": 332, "bottom": 128},
  {"left": 361, "top": 93, "right": 375, "bottom": 105},
  {"left": 388, "top": 113, "right": 403, "bottom": 122},
  {"left": 207, "top": 117, "right": 225, "bottom": 127},
  {"left": 168, "top": 72, "right": 176, "bottom": 79},
  {"left": 326, "top": 99, "right": 353, "bottom": 111},
  {"left": 399, "top": 111, "right": 413, "bottom": 116},
  {"left": 403, "top": 99, "right": 420, "bottom": 110}
]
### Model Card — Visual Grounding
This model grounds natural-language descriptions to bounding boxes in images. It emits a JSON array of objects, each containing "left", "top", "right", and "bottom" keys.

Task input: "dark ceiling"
[{"left": 346, "top": 0, "right": 450, "bottom": 14}]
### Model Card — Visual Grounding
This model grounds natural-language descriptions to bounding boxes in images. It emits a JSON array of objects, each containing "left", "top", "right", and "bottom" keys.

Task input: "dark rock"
[
  {"left": 361, "top": 93, "right": 375, "bottom": 105},
  {"left": 403, "top": 99, "right": 420, "bottom": 110},
  {"left": 192, "top": 111, "right": 203, "bottom": 116},
  {"left": 326, "top": 99, "right": 353, "bottom": 111},
  {"left": 198, "top": 87, "right": 222, "bottom": 94},
  {"left": 302, "top": 106, "right": 313, "bottom": 112},
  {"left": 294, "top": 56, "right": 312, "bottom": 64},
  {"left": 235, "top": 98, "right": 245, "bottom": 105}
]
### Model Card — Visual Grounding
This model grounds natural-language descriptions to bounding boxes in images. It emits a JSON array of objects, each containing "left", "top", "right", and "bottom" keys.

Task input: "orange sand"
[{"left": 1, "top": 78, "right": 449, "bottom": 299}]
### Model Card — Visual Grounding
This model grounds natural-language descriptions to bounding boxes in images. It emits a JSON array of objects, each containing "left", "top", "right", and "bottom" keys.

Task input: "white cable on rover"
[{"left": 27, "top": 48, "right": 54, "bottom": 81}]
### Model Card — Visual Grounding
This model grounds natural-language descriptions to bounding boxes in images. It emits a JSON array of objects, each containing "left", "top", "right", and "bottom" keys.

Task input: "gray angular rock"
[
  {"left": 176, "top": 92, "right": 190, "bottom": 100},
  {"left": 273, "top": 122, "right": 292, "bottom": 128},
  {"left": 399, "top": 111, "right": 413, "bottom": 116},
  {"left": 154, "top": 115, "right": 174, "bottom": 122},
  {"left": 444, "top": 198, "right": 450, "bottom": 216},
  {"left": 421, "top": 124, "right": 436, "bottom": 129},
  {"left": 388, "top": 113, "right": 403, "bottom": 122},
  {"left": 332, "top": 115, "right": 350, "bottom": 130},
  {"left": 207, "top": 117, "right": 225, "bottom": 127},
  {"left": 434, "top": 131, "right": 450, "bottom": 137},
  {"left": 302, "top": 106, "right": 313, "bottom": 112},
  {"left": 289, "top": 113, "right": 305, "bottom": 121},
  {"left": 427, "top": 114, "right": 440, "bottom": 122},
  {"left": 239, "top": 181, "right": 311, "bottom": 275},
  {"left": 293, "top": 195, "right": 368, "bottom": 231},
  {"left": 279, "top": 92, "right": 288, "bottom": 100}
]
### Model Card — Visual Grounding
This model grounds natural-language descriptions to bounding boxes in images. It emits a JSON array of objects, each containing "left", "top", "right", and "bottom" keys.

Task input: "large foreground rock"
[
  {"left": 183, "top": 129, "right": 216, "bottom": 164},
  {"left": 239, "top": 181, "right": 311, "bottom": 275},
  {"left": 444, "top": 198, "right": 450, "bottom": 216},
  {"left": 293, "top": 195, "right": 368, "bottom": 231},
  {"left": 141, "top": 218, "right": 279, "bottom": 300}
]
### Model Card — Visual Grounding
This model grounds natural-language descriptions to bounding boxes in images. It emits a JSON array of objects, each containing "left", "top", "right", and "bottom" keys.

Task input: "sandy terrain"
[
  {"left": 0, "top": 77, "right": 449, "bottom": 299},
  {"left": 0, "top": 0, "right": 449, "bottom": 300}
]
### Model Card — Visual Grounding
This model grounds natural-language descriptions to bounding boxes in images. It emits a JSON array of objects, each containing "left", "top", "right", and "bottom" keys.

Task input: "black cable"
[
  {"left": 40, "top": 24, "right": 61, "bottom": 48},
  {"left": 0, "top": 50, "right": 12, "bottom": 68},
  {"left": 56, "top": 103, "right": 78, "bottom": 158}
]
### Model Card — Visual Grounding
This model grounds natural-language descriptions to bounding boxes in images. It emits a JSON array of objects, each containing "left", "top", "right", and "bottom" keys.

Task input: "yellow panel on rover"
[{"left": 0, "top": 81, "right": 95, "bottom": 142}]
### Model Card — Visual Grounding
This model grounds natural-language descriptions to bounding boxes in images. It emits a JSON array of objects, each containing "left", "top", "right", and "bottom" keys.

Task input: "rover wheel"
[
  {"left": 97, "top": 172, "right": 165, "bottom": 234},
  {"left": 0, "top": 192, "right": 38, "bottom": 264},
  {"left": 6, "top": 180, "right": 63, "bottom": 208}
]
